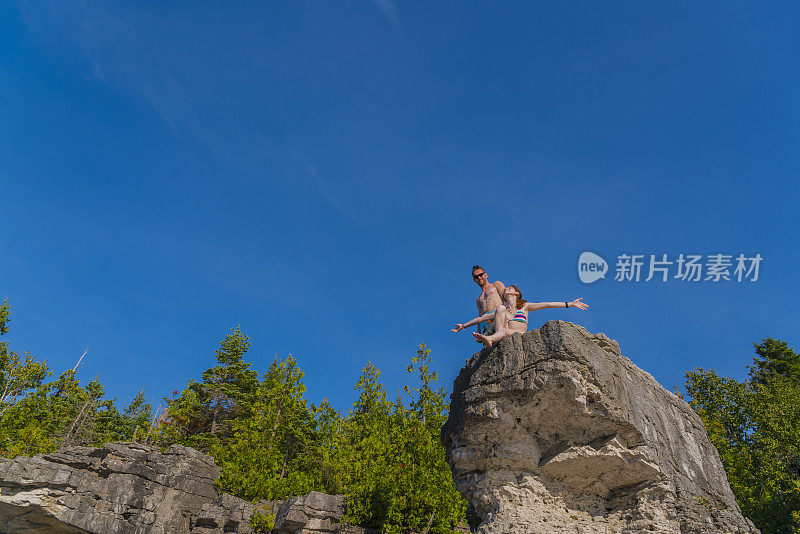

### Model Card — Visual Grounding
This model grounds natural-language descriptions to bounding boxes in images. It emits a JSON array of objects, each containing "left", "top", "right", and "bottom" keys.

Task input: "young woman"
[{"left": 451, "top": 285, "right": 589, "bottom": 347}]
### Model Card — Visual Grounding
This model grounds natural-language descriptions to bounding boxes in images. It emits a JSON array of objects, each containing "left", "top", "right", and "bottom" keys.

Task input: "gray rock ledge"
[{"left": 0, "top": 442, "right": 373, "bottom": 534}]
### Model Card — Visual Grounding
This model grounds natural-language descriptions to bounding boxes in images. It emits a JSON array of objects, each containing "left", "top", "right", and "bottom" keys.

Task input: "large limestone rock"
[
  {"left": 441, "top": 320, "right": 759, "bottom": 533},
  {"left": 0, "top": 441, "right": 253, "bottom": 533},
  {"left": 0, "top": 442, "right": 379, "bottom": 534}
]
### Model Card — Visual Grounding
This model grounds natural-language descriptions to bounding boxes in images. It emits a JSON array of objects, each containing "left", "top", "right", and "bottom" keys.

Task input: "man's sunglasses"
[{"left": 473, "top": 272, "right": 486, "bottom": 279}]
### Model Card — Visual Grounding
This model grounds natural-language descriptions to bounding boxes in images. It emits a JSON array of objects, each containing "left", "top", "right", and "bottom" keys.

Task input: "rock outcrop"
[
  {"left": 272, "top": 492, "right": 377, "bottom": 534},
  {"left": 0, "top": 441, "right": 251, "bottom": 533},
  {"left": 442, "top": 320, "right": 759, "bottom": 533},
  {"left": 0, "top": 442, "right": 371, "bottom": 534}
]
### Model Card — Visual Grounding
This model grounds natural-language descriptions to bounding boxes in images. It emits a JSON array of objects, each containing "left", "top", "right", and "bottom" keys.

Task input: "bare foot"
[{"left": 472, "top": 331, "right": 493, "bottom": 347}]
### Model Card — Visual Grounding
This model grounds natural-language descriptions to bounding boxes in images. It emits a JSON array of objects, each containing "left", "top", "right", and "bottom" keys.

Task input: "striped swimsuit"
[{"left": 509, "top": 308, "right": 528, "bottom": 326}]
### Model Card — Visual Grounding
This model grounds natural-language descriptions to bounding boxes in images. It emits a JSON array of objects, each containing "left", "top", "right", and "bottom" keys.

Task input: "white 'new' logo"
[{"left": 578, "top": 252, "right": 607, "bottom": 283}]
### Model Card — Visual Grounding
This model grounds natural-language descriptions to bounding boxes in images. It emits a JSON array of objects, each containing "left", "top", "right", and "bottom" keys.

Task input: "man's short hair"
[{"left": 472, "top": 265, "right": 484, "bottom": 274}]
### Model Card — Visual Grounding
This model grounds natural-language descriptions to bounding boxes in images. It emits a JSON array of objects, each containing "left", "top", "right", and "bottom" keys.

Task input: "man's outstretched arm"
[{"left": 452, "top": 309, "right": 501, "bottom": 332}]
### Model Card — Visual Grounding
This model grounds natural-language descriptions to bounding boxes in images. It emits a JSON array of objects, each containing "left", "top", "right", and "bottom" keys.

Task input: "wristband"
[{"left": 565, "top": 302, "right": 569, "bottom": 308}]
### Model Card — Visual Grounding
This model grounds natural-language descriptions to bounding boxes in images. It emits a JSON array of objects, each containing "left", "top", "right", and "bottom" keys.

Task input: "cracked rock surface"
[
  {"left": 0, "top": 442, "right": 392, "bottom": 533},
  {"left": 441, "top": 320, "right": 760, "bottom": 534},
  {"left": 0, "top": 441, "right": 252, "bottom": 534}
]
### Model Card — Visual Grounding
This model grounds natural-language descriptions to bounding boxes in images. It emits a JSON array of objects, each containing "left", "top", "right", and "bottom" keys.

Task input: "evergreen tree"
[
  {"left": 310, "top": 397, "right": 345, "bottom": 494},
  {"left": 159, "top": 326, "right": 258, "bottom": 451},
  {"left": 341, "top": 362, "right": 394, "bottom": 527},
  {"left": 203, "top": 326, "right": 258, "bottom": 436},
  {"left": 0, "top": 300, "right": 468, "bottom": 531},
  {"left": 92, "top": 390, "right": 153, "bottom": 445},
  {"left": 686, "top": 339, "right": 800, "bottom": 533},
  {"left": 398, "top": 344, "right": 465, "bottom": 533},
  {"left": 0, "top": 299, "right": 10, "bottom": 335},
  {"left": 341, "top": 346, "right": 465, "bottom": 533},
  {"left": 0, "top": 300, "right": 153, "bottom": 457},
  {"left": 0, "top": 301, "right": 49, "bottom": 408},
  {"left": 214, "top": 355, "right": 318, "bottom": 501},
  {"left": 750, "top": 338, "right": 800, "bottom": 386}
]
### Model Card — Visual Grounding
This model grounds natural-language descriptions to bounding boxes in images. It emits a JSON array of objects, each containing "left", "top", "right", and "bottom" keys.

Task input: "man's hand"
[{"left": 451, "top": 324, "right": 465, "bottom": 332}]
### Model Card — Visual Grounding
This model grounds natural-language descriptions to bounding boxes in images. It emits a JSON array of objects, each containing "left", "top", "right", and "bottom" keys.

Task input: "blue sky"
[{"left": 2, "top": 1, "right": 798, "bottom": 413}]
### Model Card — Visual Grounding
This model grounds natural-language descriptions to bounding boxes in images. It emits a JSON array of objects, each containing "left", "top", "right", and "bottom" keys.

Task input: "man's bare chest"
[{"left": 479, "top": 288, "right": 501, "bottom": 304}]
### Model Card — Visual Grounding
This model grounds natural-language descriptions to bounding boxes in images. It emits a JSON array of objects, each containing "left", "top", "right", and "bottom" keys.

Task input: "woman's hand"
[
  {"left": 451, "top": 324, "right": 465, "bottom": 332},
  {"left": 570, "top": 298, "right": 589, "bottom": 310}
]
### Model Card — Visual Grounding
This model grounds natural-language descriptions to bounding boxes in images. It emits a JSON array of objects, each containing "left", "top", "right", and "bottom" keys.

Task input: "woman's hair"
[{"left": 507, "top": 285, "right": 527, "bottom": 310}]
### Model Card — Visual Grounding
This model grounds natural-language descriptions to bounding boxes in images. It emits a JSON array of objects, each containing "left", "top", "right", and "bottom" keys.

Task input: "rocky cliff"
[
  {"left": 0, "top": 442, "right": 370, "bottom": 534},
  {"left": 441, "top": 320, "right": 759, "bottom": 533},
  {"left": 0, "top": 321, "right": 760, "bottom": 533}
]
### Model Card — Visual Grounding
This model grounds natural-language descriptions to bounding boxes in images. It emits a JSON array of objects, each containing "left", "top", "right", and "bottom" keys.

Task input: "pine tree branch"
[
  {"left": 60, "top": 396, "right": 93, "bottom": 450},
  {"left": 278, "top": 448, "right": 289, "bottom": 481},
  {"left": 144, "top": 403, "right": 163, "bottom": 444},
  {"left": 421, "top": 508, "right": 436, "bottom": 534},
  {"left": 73, "top": 348, "right": 89, "bottom": 372}
]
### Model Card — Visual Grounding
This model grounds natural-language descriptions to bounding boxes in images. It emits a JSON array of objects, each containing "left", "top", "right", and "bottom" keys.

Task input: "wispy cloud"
[
  {"left": 369, "top": 0, "right": 402, "bottom": 34},
  {"left": 17, "top": 1, "right": 225, "bottom": 153},
  {"left": 303, "top": 161, "right": 360, "bottom": 223},
  {"left": 1, "top": 255, "right": 66, "bottom": 280}
]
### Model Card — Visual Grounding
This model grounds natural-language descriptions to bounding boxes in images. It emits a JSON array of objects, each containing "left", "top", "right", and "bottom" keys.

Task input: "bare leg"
[
  {"left": 473, "top": 306, "right": 510, "bottom": 347},
  {"left": 474, "top": 306, "right": 504, "bottom": 344},
  {"left": 474, "top": 328, "right": 511, "bottom": 347}
]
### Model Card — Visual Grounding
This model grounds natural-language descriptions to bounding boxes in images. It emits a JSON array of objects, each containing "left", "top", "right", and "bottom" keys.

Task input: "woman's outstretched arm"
[{"left": 524, "top": 298, "right": 589, "bottom": 312}]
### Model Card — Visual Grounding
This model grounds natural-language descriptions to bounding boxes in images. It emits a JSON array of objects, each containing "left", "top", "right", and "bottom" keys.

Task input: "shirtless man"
[{"left": 471, "top": 265, "right": 506, "bottom": 339}]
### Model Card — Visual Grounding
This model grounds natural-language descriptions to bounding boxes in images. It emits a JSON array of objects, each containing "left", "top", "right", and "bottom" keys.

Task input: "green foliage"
[
  {"left": 213, "top": 355, "right": 320, "bottom": 501},
  {"left": 202, "top": 326, "right": 259, "bottom": 435},
  {"left": 312, "top": 397, "right": 346, "bottom": 494},
  {"left": 0, "top": 350, "right": 50, "bottom": 407},
  {"left": 686, "top": 338, "right": 800, "bottom": 534},
  {"left": 249, "top": 509, "right": 276, "bottom": 533},
  {"left": 0, "top": 300, "right": 153, "bottom": 457},
  {"left": 750, "top": 338, "right": 800, "bottom": 386},
  {"left": 339, "top": 362, "right": 393, "bottom": 526},
  {"left": 0, "top": 299, "right": 11, "bottom": 336},
  {"left": 0, "top": 299, "right": 466, "bottom": 531},
  {"left": 156, "top": 380, "right": 209, "bottom": 447},
  {"left": 160, "top": 336, "right": 465, "bottom": 532},
  {"left": 159, "top": 332, "right": 348, "bottom": 502},
  {"left": 93, "top": 391, "right": 154, "bottom": 444},
  {"left": 341, "top": 345, "right": 465, "bottom": 533},
  {"left": 0, "top": 301, "right": 49, "bottom": 409},
  {"left": 157, "top": 326, "right": 258, "bottom": 452}
]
